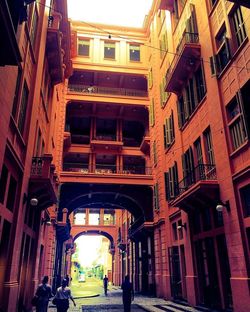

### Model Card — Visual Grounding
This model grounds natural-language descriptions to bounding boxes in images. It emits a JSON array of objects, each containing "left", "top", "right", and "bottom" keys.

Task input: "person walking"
[
  {"left": 34, "top": 276, "right": 52, "bottom": 312},
  {"left": 54, "top": 278, "right": 76, "bottom": 312},
  {"left": 121, "top": 275, "right": 134, "bottom": 312},
  {"left": 103, "top": 275, "right": 109, "bottom": 296}
]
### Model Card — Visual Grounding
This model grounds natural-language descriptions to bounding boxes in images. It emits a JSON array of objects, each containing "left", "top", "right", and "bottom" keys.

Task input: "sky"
[
  {"left": 76, "top": 235, "right": 103, "bottom": 267},
  {"left": 67, "top": 0, "right": 154, "bottom": 28}
]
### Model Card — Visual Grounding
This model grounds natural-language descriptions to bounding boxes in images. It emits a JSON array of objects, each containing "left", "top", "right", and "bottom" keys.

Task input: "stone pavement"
[{"left": 48, "top": 285, "right": 214, "bottom": 312}]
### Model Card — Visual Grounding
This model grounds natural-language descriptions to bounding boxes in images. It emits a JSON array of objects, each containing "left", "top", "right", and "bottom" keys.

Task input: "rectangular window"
[
  {"left": 182, "top": 147, "right": 195, "bottom": 187},
  {"left": 129, "top": 44, "right": 140, "bottom": 61},
  {"left": 194, "top": 138, "right": 203, "bottom": 166},
  {"left": 78, "top": 39, "right": 90, "bottom": 56},
  {"left": 177, "top": 62, "right": 206, "bottom": 128},
  {"left": 12, "top": 68, "right": 22, "bottom": 118},
  {"left": 6, "top": 175, "right": 17, "bottom": 212},
  {"left": 30, "top": 7, "right": 38, "bottom": 47},
  {"left": 240, "top": 184, "right": 250, "bottom": 218},
  {"left": 35, "top": 129, "right": 42, "bottom": 157},
  {"left": 89, "top": 209, "right": 100, "bottom": 225},
  {"left": 18, "top": 82, "right": 29, "bottom": 134},
  {"left": 227, "top": 87, "right": 249, "bottom": 151},
  {"left": 104, "top": 42, "right": 115, "bottom": 59},
  {"left": 231, "top": 7, "right": 247, "bottom": 48},
  {"left": 0, "top": 164, "right": 8, "bottom": 204},
  {"left": 160, "top": 77, "right": 170, "bottom": 108},
  {"left": 165, "top": 162, "right": 179, "bottom": 200},
  {"left": 204, "top": 128, "right": 215, "bottom": 164}
]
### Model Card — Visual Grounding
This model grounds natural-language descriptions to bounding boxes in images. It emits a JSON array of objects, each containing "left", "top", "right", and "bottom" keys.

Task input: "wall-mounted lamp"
[
  {"left": 216, "top": 200, "right": 230, "bottom": 212},
  {"left": 23, "top": 193, "right": 39, "bottom": 207},
  {"left": 177, "top": 223, "right": 186, "bottom": 230},
  {"left": 30, "top": 198, "right": 39, "bottom": 206}
]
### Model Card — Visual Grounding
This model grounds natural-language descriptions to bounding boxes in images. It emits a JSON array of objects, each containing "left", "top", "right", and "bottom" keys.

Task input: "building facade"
[{"left": 0, "top": 0, "right": 249, "bottom": 311}]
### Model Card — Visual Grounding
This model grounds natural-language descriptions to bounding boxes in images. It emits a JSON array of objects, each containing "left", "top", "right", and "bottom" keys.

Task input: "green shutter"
[{"left": 164, "top": 172, "right": 170, "bottom": 200}]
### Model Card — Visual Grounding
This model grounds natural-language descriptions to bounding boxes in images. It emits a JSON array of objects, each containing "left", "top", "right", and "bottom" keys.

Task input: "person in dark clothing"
[
  {"left": 121, "top": 275, "right": 134, "bottom": 312},
  {"left": 35, "top": 276, "right": 52, "bottom": 312},
  {"left": 103, "top": 275, "right": 109, "bottom": 296}
]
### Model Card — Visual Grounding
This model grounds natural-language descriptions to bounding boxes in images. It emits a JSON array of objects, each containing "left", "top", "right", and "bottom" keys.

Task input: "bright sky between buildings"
[
  {"left": 67, "top": 0, "right": 154, "bottom": 28},
  {"left": 76, "top": 235, "right": 103, "bottom": 267}
]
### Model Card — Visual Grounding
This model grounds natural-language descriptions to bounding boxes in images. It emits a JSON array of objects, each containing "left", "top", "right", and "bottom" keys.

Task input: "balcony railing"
[
  {"left": 165, "top": 32, "right": 200, "bottom": 94},
  {"left": 63, "top": 163, "right": 152, "bottom": 175},
  {"left": 68, "top": 84, "right": 148, "bottom": 97},
  {"left": 93, "top": 134, "right": 117, "bottom": 141},
  {"left": 173, "top": 164, "right": 217, "bottom": 200}
]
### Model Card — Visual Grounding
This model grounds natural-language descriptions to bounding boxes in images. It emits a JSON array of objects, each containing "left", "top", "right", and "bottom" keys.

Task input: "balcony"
[
  {"left": 140, "top": 136, "right": 150, "bottom": 154},
  {"left": 170, "top": 164, "right": 219, "bottom": 211},
  {"left": 0, "top": 1, "right": 22, "bottom": 66},
  {"left": 63, "top": 163, "right": 152, "bottom": 175},
  {"left": 226, "top": 0, "right": 250, "bottom": 8},
  {"left": 68, "top": 84, "right": 148, "bottom": 98},
  {"left": 158, "top": 0, "right": 174, "bottom": 11},
  {"left": 128, "top": 217, "right": 154, "bottom": 241},
  {"left": 90, "top": 135, "right": 123, "bottom": 151},
  {"left": 29, "top": 154, "right": 58, "bottom": 210},
  {"left": 165, "top": 32, "right": 201, "bottom": 94},
  {"left": 46, "top": 12, "right": 64, "bottom": 85}
]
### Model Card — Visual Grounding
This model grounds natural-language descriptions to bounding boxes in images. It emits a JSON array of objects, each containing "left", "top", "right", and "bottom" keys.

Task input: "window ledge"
[{"left": 229, "top": 140, "right": 249, "bottom": 158}]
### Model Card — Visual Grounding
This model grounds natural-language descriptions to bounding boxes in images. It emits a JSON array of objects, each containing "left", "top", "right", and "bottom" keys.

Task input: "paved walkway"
[{"left": 48, "top": 285, "right": 213, "bottom": 312}]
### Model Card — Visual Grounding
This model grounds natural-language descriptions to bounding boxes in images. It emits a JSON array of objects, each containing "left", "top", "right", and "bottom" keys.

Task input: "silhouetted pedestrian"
[
  {"left": 103, "top": 275, "right": 109, "bottom": 296},
  {"left": 54, "top": 278, "right": 76, "bottom": 312},
  {"left": 121, "top": 275, "right": 134, "bottom": 312},
  {"left": 34, "top": 276, "right": 52, "bottom": 312}
]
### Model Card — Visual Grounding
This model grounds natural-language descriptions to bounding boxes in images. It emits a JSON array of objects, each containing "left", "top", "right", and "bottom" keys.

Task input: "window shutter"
[
  {"left": 163, "top": 124, "right": 167, "bottom": 149},
  {"left": 183, "top": 88, "right": 190, "bottom": 121},
  {"left": 164, "top": 172, "right": 170, "bottom": 200},
  {"left": 236, "top": 91, "right": 249, "bottom": 139},
  {"left": 173, "top": 162, "right": 179, "bottom": 196},
  {"left": 170, "top": 111, "right": 175, "bottom": 142},
  {"left": 177, "top": 99, "right": 183, "bottom": 128},
  {"left": 166, "top": 117, "right": 171, "bottom": 146},
  {"left": 150, "top": 99, "right": 155, "bottom": 127},
  {"left": 200, "top": 59, "right": 207, "bottom": 95},
  {"left": 209, "top": 55, "right": 218, "bottom": 77}
]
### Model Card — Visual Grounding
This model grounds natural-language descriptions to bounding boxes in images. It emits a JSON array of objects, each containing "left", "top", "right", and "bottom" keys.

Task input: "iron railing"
[
  {"left": 173, "top": 164, "right": 217, "bottom": 200},
  {"left": 63, "top": 163, "right": 152, "bottom": 175},
  {"left": 68, "top": 84, "right": 148, "bottom": 97}
]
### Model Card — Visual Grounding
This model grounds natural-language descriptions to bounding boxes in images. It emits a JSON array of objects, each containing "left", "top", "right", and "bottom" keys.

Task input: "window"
[
  {"left": 78, "top": 39, "right": 90, "bottom": 56},
  {"left": 129, "top": 44, "right": 140, "bottom": 61},
  {"left": 0, "top": 165, "right": 8, "bottom": 204},
  {"left": 74, "top": 211, "right": 86, "bottom": 225},
  {"left": 164, "top": 111, "right": 175, "bottom": 149},
  {"left": 194, "top": 138, "right": 203, "bottom": 166},
  {"left": 18, "top": 82, "right": 29, "bottom": 135},
  {"left": 177, "top": 62, "right": 206, "bottom": 128},
  {"left": 30, "top": 7, "right": 38, "bottom": 47},
  {"left": 182, "top": 147, "right": 195, "bottom": 187},
  {"left": 89, "top": 209, "right": 100, "bottom": 225},
  {"left": 104, "top": 210, "right": 115, "bottom": 225},
  {"left": 204, "top": 128, "right": 215, "bottom": 164},
  {"left": 227, "top": 85, "right": 249, "bottom": 151},
  {"left": 6, "top": 175, "right": 17, "bottom": 212},
  {"left": 230, "top": 6, "right": 247, "bottom": 48},
  {"left": 153, "top": 183, "right": 159, "bottom": 211},
  {"left": 104, "top": 42, "right": 115, "bottom": 59},
  {"left": 150, "top": 99, "right": 155, "bottom": 127},
  {"left": 12, "top": 68, "right": 22, "bottom": 118},
  {"left": 165, "top": 162, "right": 179, "bottom": 200}
]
